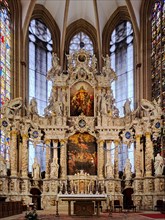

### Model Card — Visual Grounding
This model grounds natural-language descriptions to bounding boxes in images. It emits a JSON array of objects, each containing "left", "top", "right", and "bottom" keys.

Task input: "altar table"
[{"left": 55, "top": 194, "right": 107, "bottom": 217}]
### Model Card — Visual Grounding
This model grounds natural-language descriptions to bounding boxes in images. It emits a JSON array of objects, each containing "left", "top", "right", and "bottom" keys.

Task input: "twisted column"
[
  {"left": 145, "top": 133, "right": 153, "bottom": 177},
  {"left": 10, "top": 130, "right": 18, "bottom": 176},
  {"left": 45, "top": 139, "right": 51, "bottom": 179},
  {"left": 60, "top": 139, "right": 67, "bottom": 179},
  {"left": 21, "top": 134, "right": 29, "bottom": 177},
  {"left": 135, "top": 134, "right": 142, "bottom": 177},
  {"left": 97, "top": 140, "right": 104, "bottom": 179}
]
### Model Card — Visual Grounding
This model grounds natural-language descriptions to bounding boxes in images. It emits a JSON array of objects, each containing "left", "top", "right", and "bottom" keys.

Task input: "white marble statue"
[
  {"left": 124, "top": 158, "right": 132, "bottom": 179},
  {"left": 32, "top": 158, "right": 41, "bottom": 179},
  {"left": 106, "top": 162, "right": 114, "bottom": 178},
  {"left": 0, "top": 155, "right": 7, "bottom": 176},
  {"left": 97, "top": 89, "right": 102, "bottom": 113},
  {"left": 47, "top": 53, "right": 61, "bottom": 81},
  {"left": 154, "top": 153, "right": 164, "bottom": 176},
  {"left": 102, "top": 54, "right": 111, "bottom": 69},
  {"left": 52, "top": 52, "right": 59, "bottom": 69},
  {"left": 101, "top": 89, "right": 108, "bottom": 115},
  {"left": 27, "top": 97, "right": 38, "bottom": 116},
  {"left": 123, "top": 99, "right": 131, "bottom": 116},
  {"left": 50, "top": 158, "right": 59, "bottom": 178},
  {"left": 91, "top": 54, "right": 97, "bottom": 70}
]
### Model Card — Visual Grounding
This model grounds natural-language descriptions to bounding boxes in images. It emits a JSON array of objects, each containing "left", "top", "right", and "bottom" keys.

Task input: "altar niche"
[
  {"left": 70, "top": 81, "right": 94, "bottom": 117},
  {"left": 67, "top": 133, "right": 97, "bottom": 175}
]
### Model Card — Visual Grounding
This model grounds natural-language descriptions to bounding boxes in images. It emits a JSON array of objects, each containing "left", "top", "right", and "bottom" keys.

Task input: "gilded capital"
[{"left": 45, "top": 139, "right": 51, "bottom": 145}]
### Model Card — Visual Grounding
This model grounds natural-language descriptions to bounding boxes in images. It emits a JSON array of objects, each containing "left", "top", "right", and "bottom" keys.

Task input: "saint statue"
[
  {"left": 123, "top": 99, "right": 131, "bottom": 116},
  {"left": 32, "top": 158, "right": 41, "bottom": 179},
  {"left": 28, "top": 97, "right": 38, "bottom": 115},
  {"left": 50, "top": 158, "right": 59, "bottom": 178},
  {"left": 106, "top": 162, "right": 114, "bottom": 178},
  {"left": 52, "top": 53, "right": 59, "bottom": 69},
  {"left": 124, "top": 158, "right": 132, "bottom": 179},
  {"left": 101, "top": 89, "right": 108, "bottom": 115},
  {"left": 102, "top": 54, "right": 111, "bottom": 69},
  {"left": 154, "top": 153, "right": 164, "bottom": 176}
]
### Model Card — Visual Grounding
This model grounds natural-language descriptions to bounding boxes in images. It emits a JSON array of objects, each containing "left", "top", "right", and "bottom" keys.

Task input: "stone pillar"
[
  {"left": 145, "top": 133, "right": 153, "bottom": 177},
  {"left": 60, "top": 139, "right": 67, "bottom": 179},
  {"left": 114, "top": 140, "right": 119, "bottom": 178},
  {"left": 21, "top": 134, "right": 29, "bottom": 177},
  {"left": 135, "top": 134, "right": 142, "bottom": 177},
  {"left": 10, "top": 130, "right": 18, "bottom": 176},
  {"left": 45, "top": 139, "right": 51, "bottom": 179},
  {"left": 97, "top": 140, "right": 104, "bottom": 179},
  {"left": 53, "top": 140, "right": 58, "bottom": 159},
  {"left": 106, "top": 141, "right": 111, "bottom": 164}
]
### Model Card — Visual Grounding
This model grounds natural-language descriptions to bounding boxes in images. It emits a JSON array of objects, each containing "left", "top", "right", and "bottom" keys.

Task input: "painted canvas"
[
  {"left": 70, "top": 82, "right": 94, "bottom": 116},
  {"left": 67, "top": 133, "right": 97, "bottom": 175}
]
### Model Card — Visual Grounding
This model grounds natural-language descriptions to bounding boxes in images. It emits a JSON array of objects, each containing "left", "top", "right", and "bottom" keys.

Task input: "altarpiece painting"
[
  {"left": 67, "top": 133, "right": 97, "bottom": 175},
  {"left": 70, "top": 82, "right": 94, "bottom": 116}
]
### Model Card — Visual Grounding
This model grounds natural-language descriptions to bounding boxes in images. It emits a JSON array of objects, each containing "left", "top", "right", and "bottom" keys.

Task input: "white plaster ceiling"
[
  {"left": 21, "top": 0, "right": 141, "bottom": 61},
  {"left": 35, "top": 0, "right": 141, "bottom": 34}
]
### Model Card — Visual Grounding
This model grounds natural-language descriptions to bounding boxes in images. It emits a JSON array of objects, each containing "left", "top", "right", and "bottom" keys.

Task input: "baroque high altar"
[{"left": 0, "top": 49, "right": 164, "bottom": 211}]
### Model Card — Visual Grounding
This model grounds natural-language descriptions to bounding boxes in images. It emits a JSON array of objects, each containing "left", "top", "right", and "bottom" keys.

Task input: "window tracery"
[{"left": 69, "top": 32, "right": 94, "bottom": 55}]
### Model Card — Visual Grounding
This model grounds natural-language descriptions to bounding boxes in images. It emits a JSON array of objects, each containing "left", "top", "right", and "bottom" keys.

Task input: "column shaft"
[
  {"left": 45, "top": 139, "right": 51, "bottom": 179},
  {"left": 22, "top": 134, "right": 28, "bottom": 177},
  {"left": 145, "top": 133, "right": 153, "bottom": 177},
  {"left": 135, "top": 135, "right": 141, "bottom": 177},
  {"left": 97, "top": 140, "right": 104, "bottom": 179},
  {"left": 10, "top": 130, "right": 18, "bottom": 176},
  {"left": 60, "top": 140, "right": 67, "bottom": 179}
]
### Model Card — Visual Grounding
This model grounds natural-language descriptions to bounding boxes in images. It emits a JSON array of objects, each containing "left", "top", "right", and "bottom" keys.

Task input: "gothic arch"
[
  {"left": 24, "top": 4, "right": 60, "bottom": 105},
  {"left": 140, "top": 0, "right": 154, "bottom": 101},
  {"left": 65, "top": 19, "right": 97, "bottom": 53},
  {"left": 31, "top": 4, "right": 60, "bottom": 56},
  {"left": 102, "top": 6, "right": 131, "bottom": 56},
  {"left": 102, "top": 5, "right": 139, "bottom": 108},
  {"left": 65, "top": 19, "right": 98, "bottom": 69}
]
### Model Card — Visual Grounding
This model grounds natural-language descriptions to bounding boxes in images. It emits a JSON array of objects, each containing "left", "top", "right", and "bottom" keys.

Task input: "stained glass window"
[
  {"left": 0, "top": 0, "right": 11, "bottom": 162},
  {"left": 69, "top": 32, "right": 94, "bottom": 55},
  {"left": 151, "top": 0, "right": 165, "bottom": 109},
  {"left": 28, "top": 19, "right": 52, "bottom": 172},
  {"left": 110, "top": 21, "right": 134, "bottom": 116}
]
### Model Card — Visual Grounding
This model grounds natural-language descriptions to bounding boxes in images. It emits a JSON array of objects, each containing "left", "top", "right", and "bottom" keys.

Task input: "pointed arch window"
[
  {"left": 151, "top": 0, "right": 165, "bottom": 108},
  {"left": 109, "top": 21, "right": 134, "bottom": 172},
  {"left": 69, "top": 32, "right": 94, "bottom": 55},
  {"left": 29, "top": 19, "right": 52, "bottom": 116},
  {"left": 110, "top": 21, "right": 134, "bottom": 116},
  {"left": 0, "top": 0, "right": 11, "bottom": 161},
  {"left": 28, "top": 19, "right": 53, "bottom": 172}
]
